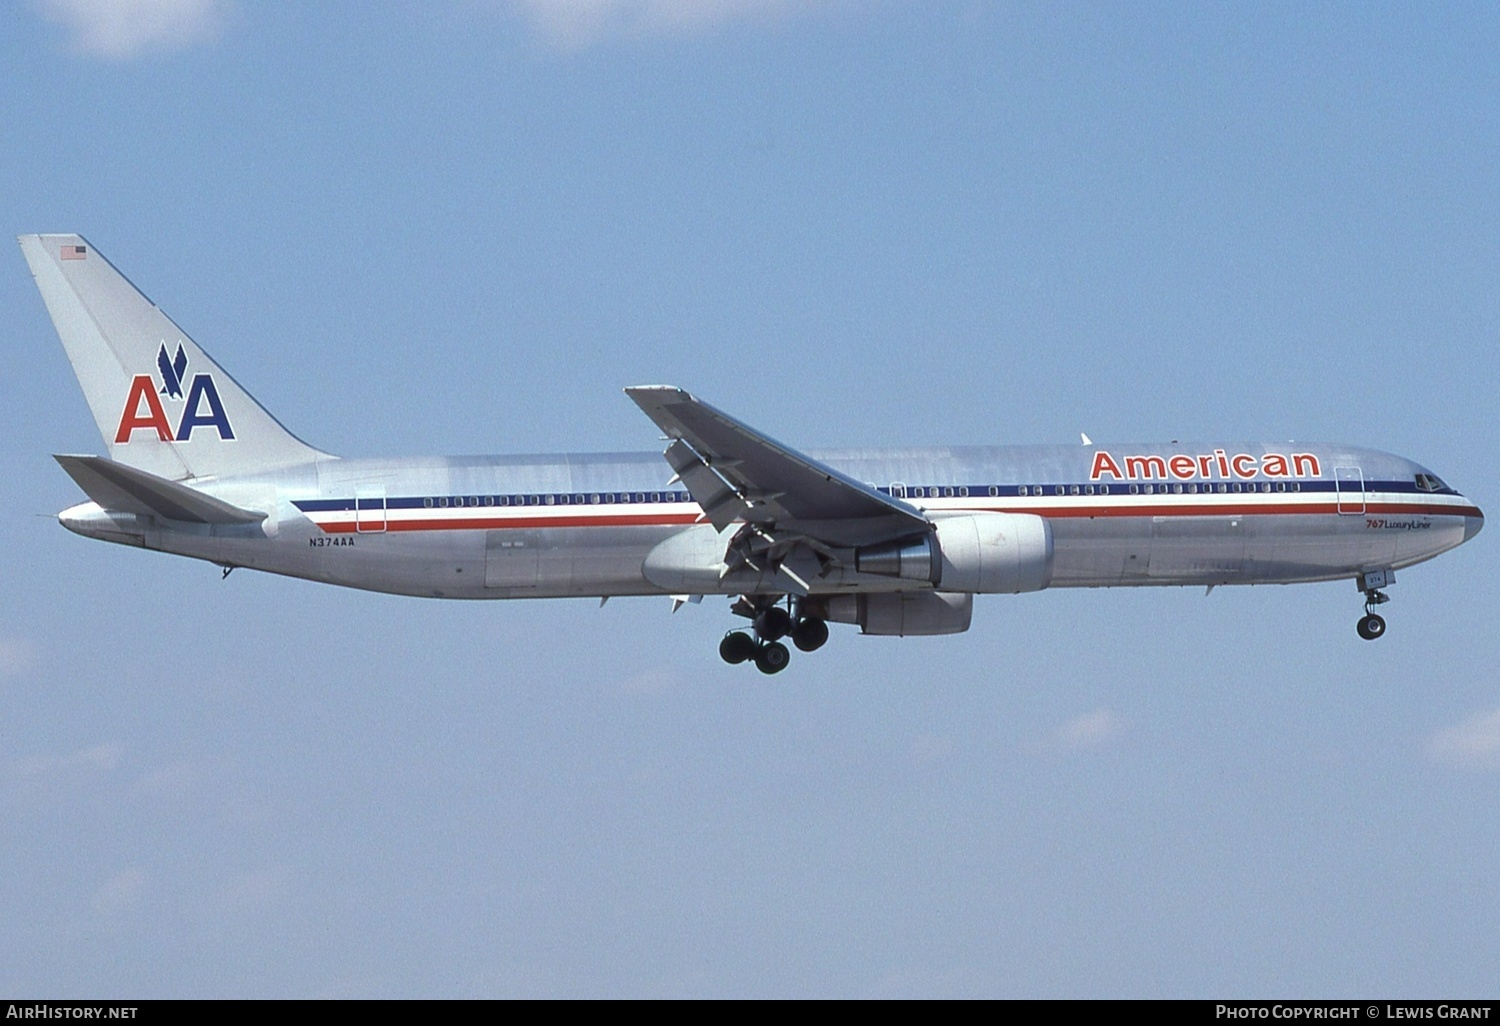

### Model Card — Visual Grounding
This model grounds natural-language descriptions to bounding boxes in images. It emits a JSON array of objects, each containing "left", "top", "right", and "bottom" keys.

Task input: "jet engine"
[
  {"left": 816, "top": 590, "right": 974, "bottom": 636},
  {"left": 854, "top": 512, "right": 1053, "bottom": 594}
]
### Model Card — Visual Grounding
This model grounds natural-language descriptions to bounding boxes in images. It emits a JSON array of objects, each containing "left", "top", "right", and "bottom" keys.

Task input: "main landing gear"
[
  {"left": 1356, "top": 569, "right": 1394, "bottom": 641},
  {"left": 719, "top": 596, "right": 829, "bottom": 673}
]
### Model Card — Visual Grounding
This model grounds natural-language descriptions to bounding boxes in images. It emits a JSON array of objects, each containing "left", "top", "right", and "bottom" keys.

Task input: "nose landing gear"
[{"left": 1355, "top": 569, "right": 1393, "bottom": 641}]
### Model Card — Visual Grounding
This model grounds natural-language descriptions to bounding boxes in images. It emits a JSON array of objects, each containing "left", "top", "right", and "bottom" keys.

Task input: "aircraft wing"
[
  {"left": 55, "top": 455, "right": 267, "bottom": 525},
  {"left": 625, "top": 386, "right": 929, "bottom": 547}
]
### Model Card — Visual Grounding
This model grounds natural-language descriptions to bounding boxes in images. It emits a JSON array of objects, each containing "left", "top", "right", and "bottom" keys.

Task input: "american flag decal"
[{"left": 61, "top": 245, "right": 87, "bottom": 260}]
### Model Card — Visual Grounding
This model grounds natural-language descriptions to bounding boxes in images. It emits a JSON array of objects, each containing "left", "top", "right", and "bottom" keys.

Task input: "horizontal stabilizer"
[{"left": 54, "top": 455, "right": 267, "bottom": 524}]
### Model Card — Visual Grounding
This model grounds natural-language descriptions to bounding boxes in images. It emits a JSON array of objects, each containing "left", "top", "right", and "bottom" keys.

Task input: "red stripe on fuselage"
[
  {"left": 306, "top": 499, "right": 1478, "bottom": 534},
  {"left": 1014, "top": 501, "right": 1480, "bottom": 519},
  {"left": 317, "top": 511, "right": 704, "bottom": 534}
]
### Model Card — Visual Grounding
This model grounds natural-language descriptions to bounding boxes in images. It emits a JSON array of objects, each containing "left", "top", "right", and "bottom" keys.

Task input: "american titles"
[{"left": 1090, "top": 449, "right": 1320, "bottom": 483}]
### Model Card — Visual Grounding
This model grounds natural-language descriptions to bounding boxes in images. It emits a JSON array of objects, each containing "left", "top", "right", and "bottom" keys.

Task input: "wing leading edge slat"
[{"left": 625, "top": 385, "right": 929, "bottom": 547}]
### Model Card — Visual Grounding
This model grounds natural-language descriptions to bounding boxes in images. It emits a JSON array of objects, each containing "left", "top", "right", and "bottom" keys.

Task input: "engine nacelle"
[
  {"left": 818, "top": 591, "right": 974, "bottom": 636},
  {"left": 854, "top": 512, "right": 1053, "bottom": 594},
  {"left": 933, "top": 511, "right": 1053, "bottom": 593}
]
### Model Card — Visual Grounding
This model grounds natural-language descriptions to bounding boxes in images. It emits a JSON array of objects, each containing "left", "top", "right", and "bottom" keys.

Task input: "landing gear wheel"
[
  {"left": 791, "top": 617, "right": 829, "bottom": 652},
  {"left": 719, "top": 631, "right": 757, "bottom": 664},
  {"left": 1357, "top": 613, "right": 1386, "bottom": 641},
  {"left": 754, "top": 607, "right": 793, "bottom": 642},
  {"left": 754, "top": 641, "right": 791, "bottom": 674}
]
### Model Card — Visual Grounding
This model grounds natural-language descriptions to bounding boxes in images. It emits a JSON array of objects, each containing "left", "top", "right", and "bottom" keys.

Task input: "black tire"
[
  {"left": 792, "top": 617, "right": 829, "bottom": 652},
  {"left": 755, "top": 607, "right": 793, "bottom": 641},
  {"left": 719, "top": 631, "right": 757, "bottom": 664},
  {"left": 754, "top": 641, "right": 791, "bottom": 674},
  {"left": 1357, "top": 613, "right": 1386, "bottom": 641}
]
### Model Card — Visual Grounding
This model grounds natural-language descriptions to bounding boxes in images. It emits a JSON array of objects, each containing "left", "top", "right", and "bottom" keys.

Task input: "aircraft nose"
[{"left": 1465, "top": 505, "right": 1484, "bottom": 542}]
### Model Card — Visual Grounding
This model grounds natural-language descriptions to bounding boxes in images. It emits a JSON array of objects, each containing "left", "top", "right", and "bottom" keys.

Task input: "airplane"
[{"left": 19, "top": 233, "right": 1484, "bottom": 673}]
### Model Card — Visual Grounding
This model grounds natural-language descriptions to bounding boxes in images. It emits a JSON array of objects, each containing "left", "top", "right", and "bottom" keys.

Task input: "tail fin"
[{"left": 19, "top": 234, "right": 332, "bottom": 481}]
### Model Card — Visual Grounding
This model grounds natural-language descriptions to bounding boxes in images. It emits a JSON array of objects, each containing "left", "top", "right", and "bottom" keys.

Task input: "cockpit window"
[{"left": 1415, "top": 473, "right": 1448, "bottom": 492}]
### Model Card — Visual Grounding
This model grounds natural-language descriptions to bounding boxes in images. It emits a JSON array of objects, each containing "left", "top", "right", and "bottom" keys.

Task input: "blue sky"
[{"left": 2, "top": 0, "right": 1497, "bottom": 998}]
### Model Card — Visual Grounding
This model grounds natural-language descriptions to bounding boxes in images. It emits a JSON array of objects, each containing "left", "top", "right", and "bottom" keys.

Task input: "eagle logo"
[{"left": 156, "top": 342, "right": 188, "bottom": 399}]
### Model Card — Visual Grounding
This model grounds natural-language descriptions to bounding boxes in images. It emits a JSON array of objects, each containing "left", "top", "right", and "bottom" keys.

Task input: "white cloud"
[
  {"left": 3, "top": 742, "right": 124, "bottom": 804},
  {"left": 33, "top": 0, "right": 235, "bottom": 59},
  {"left": 618, "top": 669, "right": 678, "bottom": 695},
  {"left": 207, "top": 866, "right": 290, "bottom": 916},
  {"left": 1055, "top": 707, "right": 1123, "bottom": 751},
  {"left": 508, "top": 0, "right": 815, "bottom": 49},
  {"left": 11, "top": 742, "right": 124, "bottom": 780},
  {"left": 0, "top": 638, "right": 35, "bottom": 678},
  {"left": 92, "top": 867, "right": 148, "bottom": 916},
  {"left": 132, "top": 760, "right": 201, "bottom": 802},
  {"left": 1426, "top": 706, "right": 1500, "bottom": 771},
  {"left": 869, "top": 964, "right": 998, "bottom": 999},
  {"left": 910, "top": 732, "right": 955, "bottom": 765}
]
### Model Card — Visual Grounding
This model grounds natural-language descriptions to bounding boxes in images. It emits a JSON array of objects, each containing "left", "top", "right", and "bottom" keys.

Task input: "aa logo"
[{"left": 114, "top": 342, "right": 235, "bottom": 443}]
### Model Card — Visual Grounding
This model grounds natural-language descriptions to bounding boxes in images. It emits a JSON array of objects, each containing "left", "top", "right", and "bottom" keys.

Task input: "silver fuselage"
[{"left": 59, "top": 442, "right": 1484, "bottom": 600}]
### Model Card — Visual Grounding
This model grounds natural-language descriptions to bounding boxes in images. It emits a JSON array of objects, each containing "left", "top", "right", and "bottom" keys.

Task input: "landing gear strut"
[
  {"left": 1356, "top": 569, "right": 1393, "bottom": 641},
  {"left": 718, "top": 596, "right": 831, "bottom": 672}
]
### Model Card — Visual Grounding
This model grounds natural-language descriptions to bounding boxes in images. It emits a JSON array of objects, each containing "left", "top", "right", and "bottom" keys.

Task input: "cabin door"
[
  {"left": 355, "top": 485, "right": 386, "bottom": 533},
  {"left": 1335, "top": 466, "right": 1365, "bottom": 515}
]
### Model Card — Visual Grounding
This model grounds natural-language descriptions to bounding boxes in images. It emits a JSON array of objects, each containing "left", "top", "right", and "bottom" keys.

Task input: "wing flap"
[
  {"left": 55, "top": 455, "right": 267, "bottom": 524},
  {"left": 663, "top": 438, "right": 750, "bottom": 530},
  {"left": 626, "top": 385, "right": 929, "bottom": 546}
]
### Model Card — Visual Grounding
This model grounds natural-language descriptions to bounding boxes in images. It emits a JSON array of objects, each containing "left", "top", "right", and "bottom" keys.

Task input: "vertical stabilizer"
[{"left": 19, "top": 234, "right": 331, "bottom": 480}]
